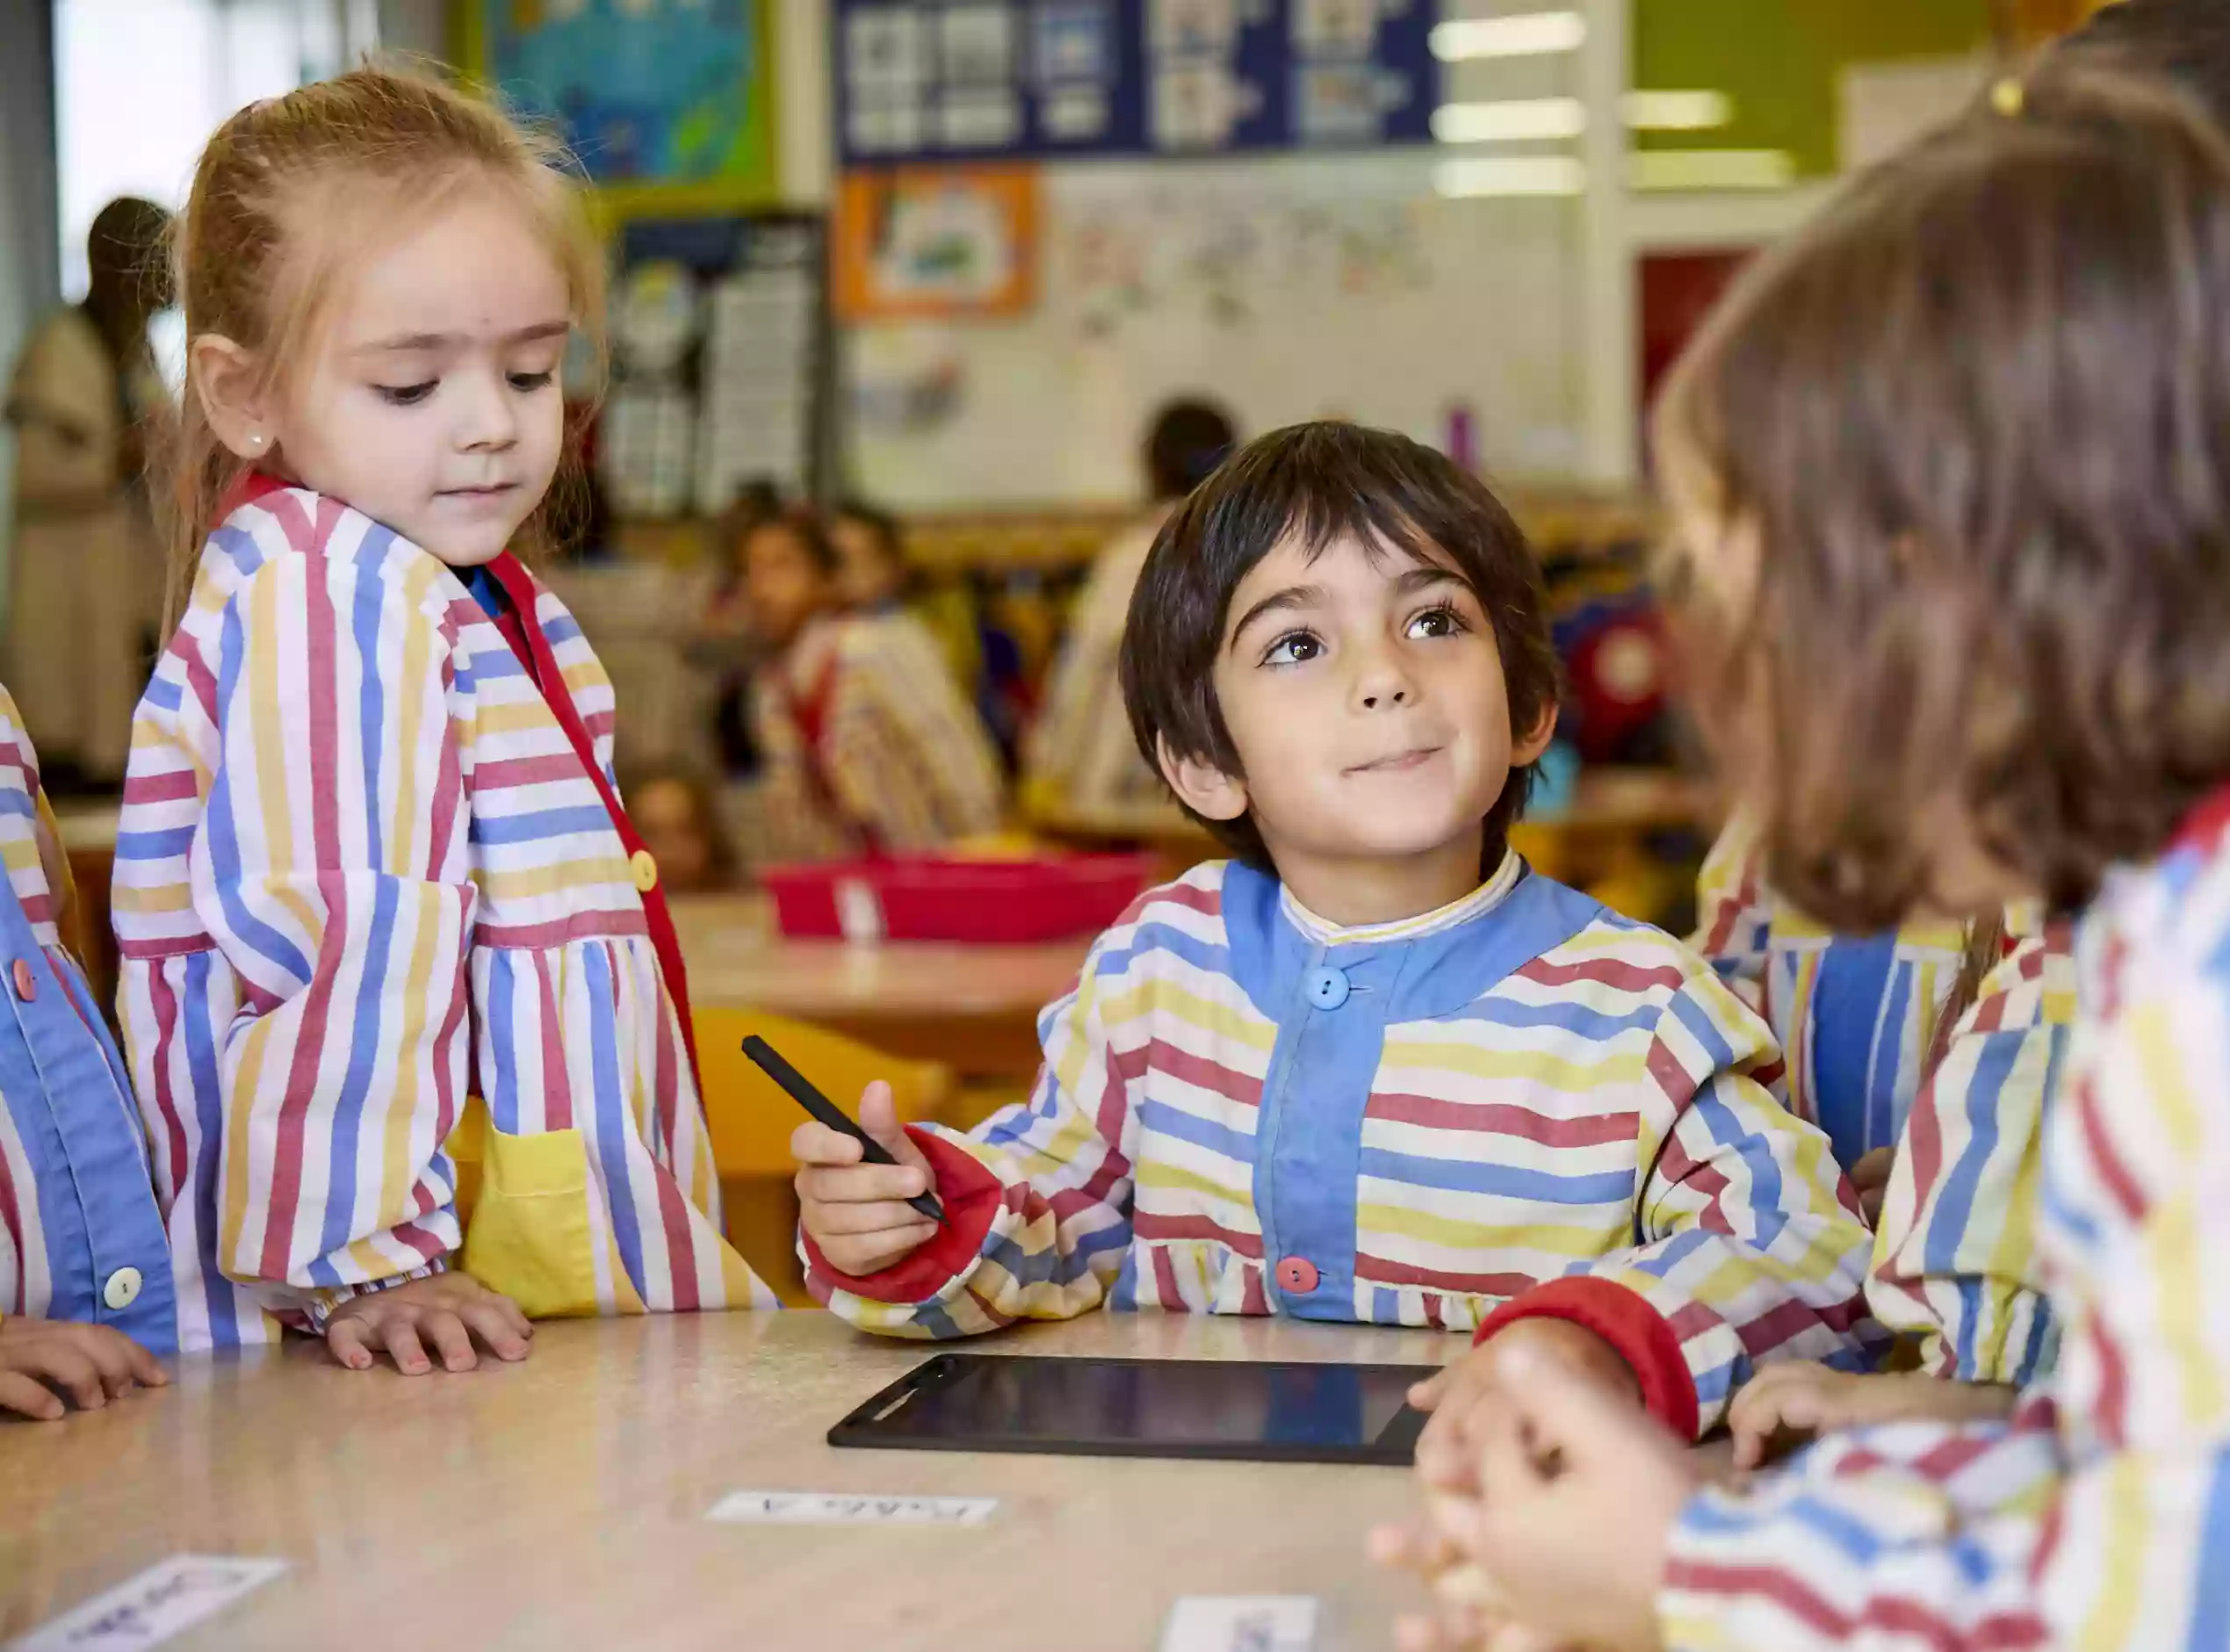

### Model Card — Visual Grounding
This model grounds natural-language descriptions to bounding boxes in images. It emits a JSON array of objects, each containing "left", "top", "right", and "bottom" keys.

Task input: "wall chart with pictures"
[
  {"left": 600, "top": 213, "right": 830, "bottom": 522},
  {"left": 834, "top": 0, "right": 1439, "bottom": 165}
]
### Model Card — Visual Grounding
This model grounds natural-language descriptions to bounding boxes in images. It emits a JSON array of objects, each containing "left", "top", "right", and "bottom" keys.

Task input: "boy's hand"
[
  {"left": 0, "top": 1316, "right": 170, "bottom": 1421},
  {"left": 1728, "top": 1364, "right": 2019, "bottom": 1470},
  {"left": 1417, "top": 1337, "right": 1695, "bottom": 1652},
  {"left": 1849, "top": 1147, "right": 1896, "bottom": 1225},
  {"left": 1411, "top": 1317, "right": 1642, "bottom": 1493},
  {"left": 325, "top": 1273, "right": 532, "bottom": 1375},
  {"left": 793, "top": 1079, "right": 941, "bottom": 1276}
]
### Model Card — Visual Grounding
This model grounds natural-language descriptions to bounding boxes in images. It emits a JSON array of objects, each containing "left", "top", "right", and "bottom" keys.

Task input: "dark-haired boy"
[{"left": 792, "top": 422, "right": 1875, "bottom": 1446}]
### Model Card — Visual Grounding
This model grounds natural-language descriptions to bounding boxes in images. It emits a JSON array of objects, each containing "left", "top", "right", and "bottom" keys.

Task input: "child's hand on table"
[
  {"left": 0, "top": 1315, "right": 170, "bottom": 1420},
  {"left": 792, "top": 1079, "right": 941, "bottom": 1275},
  {"left": 1728, "top": 1363, "right": 2020, "bottom": 1470},
  {"left": 325, "top": 1273, "right": 532, "bottom": 1374},
  {"left": 1408, "top": 1317, "right": 1641, "bottom": 1495},
  {"left": 1377, "top": 1336, "right": 1697, "bottom": 1652}
]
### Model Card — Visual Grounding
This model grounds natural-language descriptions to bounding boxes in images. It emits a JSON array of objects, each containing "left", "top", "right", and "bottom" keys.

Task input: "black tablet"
[{"left": 828, "top": 1353, "right": 1438, "bottom": 1465}]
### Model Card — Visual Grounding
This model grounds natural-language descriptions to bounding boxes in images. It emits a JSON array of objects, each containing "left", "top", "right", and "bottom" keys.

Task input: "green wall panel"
[{"left": 1632, "top": 0, "right": 1995, "bottom": 176}]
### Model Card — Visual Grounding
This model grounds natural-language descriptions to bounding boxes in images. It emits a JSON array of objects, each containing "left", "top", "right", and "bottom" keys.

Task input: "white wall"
[{"left": 847, "top": 154, "right": 1585, "bottom": 508}]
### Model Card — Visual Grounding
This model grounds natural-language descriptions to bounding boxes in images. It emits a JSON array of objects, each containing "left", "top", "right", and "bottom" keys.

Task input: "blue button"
[{"left": 1307, "top": 966, "right": 1351, "bottom": 1010}]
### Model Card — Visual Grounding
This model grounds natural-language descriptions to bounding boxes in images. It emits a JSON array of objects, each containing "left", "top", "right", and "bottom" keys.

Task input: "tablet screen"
[{"left": 835, "top": 1355, "right": 1438, "bottom": 1464}]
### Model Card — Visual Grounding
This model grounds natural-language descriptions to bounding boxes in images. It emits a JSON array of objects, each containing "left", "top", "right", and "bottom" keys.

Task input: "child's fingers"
[
  {"left": 0, "top": 1369, "right": 65, "bottom": 1421},
  {"left": 856, "top": 1082, "right": 931, "bottom": 1172},
  {"left": 473, "top": 1298, "right": 534, "bottom": 1356},
  {"left": 23, "top": 1343, "right": 106, "bottom": 1410},
  {"left": 378, "top": 1320, "right": 435, "bottom": 1376},
  {"left": 1368, "top": 1518, "right": 1468, "bottom": 1582},
  {"left": 1393, "top": 1612, "right": 1468, "bottom": 1652},
  {"left": 326, "top": 1317, "right": 377, "bottom": 1372},
  {"left": 790, "top": 1121, "right": 865, "bottom": 1170},
  {"left": 818, "top": 1224, "right": 938, "bottom": 1276},
  {"left": 1727, "top": 1380, "right": 1788, "bottom": 1469},
  {"left": 1409, "top": 1364, "right": 1454, "bottom": 1412},
  {"left": 108, "top": 1330, "right": 170, "bottom": 1389},
  {"left": 1414, "top": 1384, "right": 1494, "bottom": 1492},
  {"left": 66, "top": 1328, "right": 140, "bottom": 1400},
  {"left": 795, "top": 1161, "right": 930, "bottom": 1207},
  {"left": 418, "top": 1310, "right": 480, "bottom": 1373},
  {"left": 805, "top": 1197, "right": 939, "bottom": 1237}
]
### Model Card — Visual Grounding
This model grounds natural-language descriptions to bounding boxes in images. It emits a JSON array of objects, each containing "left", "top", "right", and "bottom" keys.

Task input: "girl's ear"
[
  {"left": 189, "top": 335, "right": 277, "bottom": 462},
  {"left": 1157, "top": 735, "right": 1250, "bottom": 824}
]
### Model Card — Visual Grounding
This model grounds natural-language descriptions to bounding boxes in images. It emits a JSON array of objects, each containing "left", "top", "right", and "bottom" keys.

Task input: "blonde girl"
[{"left": 116, "top": 66, "right": 775, "bottom": 1369}]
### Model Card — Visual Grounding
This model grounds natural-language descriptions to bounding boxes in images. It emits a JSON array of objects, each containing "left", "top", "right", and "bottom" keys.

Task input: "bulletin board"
[
  {"left": 461, "top": 0, "right": 779, "bottom": 214},
  {"left": 834, "top": 0, "right": 1439, "bottom": 165},
  {"left": 842, "top": 152, "right": 1586, "bottom": 509}
]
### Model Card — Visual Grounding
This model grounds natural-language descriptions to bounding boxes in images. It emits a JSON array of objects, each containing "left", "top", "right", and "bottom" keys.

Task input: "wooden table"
[
  {"left": 4, "top": 1313, "right": 1457, "bottom": 1650},
  {"left": 672, "top": 895, "right": 1086, "bottom": 1088}
]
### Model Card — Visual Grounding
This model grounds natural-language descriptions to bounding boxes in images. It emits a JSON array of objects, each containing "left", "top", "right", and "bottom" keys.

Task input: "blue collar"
[{"left": 1222, "top": 856, "right": 1608, "bottom": 1023}]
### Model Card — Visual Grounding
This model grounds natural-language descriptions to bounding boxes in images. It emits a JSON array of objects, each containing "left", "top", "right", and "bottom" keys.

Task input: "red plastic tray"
[{"left": 761, "top": 854, "right": 1161, "bottom": 943}]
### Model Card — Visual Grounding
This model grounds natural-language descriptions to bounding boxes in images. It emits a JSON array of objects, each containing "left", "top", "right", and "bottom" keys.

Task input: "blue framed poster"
[{"left": 834, "top": 0, "right": 1439, "bottom": 166}]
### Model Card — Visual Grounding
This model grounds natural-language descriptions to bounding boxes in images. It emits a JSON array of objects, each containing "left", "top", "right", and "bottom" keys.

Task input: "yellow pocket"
[{"left": 458, "top": 1119, "right": 602, "bottom": 1320}]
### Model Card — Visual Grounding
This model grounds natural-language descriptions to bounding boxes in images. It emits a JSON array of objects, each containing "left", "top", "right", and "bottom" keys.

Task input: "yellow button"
[
  {"left": 630, "top": 849, "right": 659, "bottom": 894},
  {"left": 104, "top": 1266, "right": 143, "bottom": 1311}
]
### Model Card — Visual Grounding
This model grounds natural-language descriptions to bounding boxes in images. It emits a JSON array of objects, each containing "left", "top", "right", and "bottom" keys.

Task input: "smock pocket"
[{"left": 457, "top": 1115, "right": 601, "bottom": 1320}]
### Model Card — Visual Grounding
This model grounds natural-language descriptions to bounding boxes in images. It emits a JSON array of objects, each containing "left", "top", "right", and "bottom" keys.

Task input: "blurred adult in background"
[
  {"left": 4, "top": 198, "right": 173, "bottom": 792},
  {"left": 1024, "top": 397, "right": 1237, "bottom": 818},
  {"left": 742, "top": 508, "right": 1004, "bottom": 863}
]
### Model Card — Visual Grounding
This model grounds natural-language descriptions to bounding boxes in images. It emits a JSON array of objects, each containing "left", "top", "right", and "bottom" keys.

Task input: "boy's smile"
[{"left": 1164, "top": 531, "right": 1555, "bottom": 926}]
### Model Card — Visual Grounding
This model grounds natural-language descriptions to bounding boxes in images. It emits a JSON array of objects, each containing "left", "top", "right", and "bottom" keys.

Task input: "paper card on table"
[
  {"left": 704, "top": 1490, "right": 998, "bottom": 1526},
  {"left": 1159, "top": 1596, "right": 1318, "bottom": 1652},
  {"left": 11, "top": 1556, "right": 287, "bottom": 1652}
]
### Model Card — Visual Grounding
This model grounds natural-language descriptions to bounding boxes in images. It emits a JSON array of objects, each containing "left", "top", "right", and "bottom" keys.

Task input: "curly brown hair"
[{"left": 1656, "top": 68, "right": 2230, "bottom": 932}]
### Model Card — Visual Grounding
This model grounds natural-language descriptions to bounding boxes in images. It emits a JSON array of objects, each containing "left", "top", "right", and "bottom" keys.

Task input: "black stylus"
[{"left": 743, "top": 1035, "right": 948, "bottom": 1226}]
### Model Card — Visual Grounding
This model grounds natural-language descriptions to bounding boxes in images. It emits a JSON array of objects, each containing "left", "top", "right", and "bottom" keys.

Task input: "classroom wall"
[{"left": 846, "top": 155, "right": 1585, "bottom": 509}]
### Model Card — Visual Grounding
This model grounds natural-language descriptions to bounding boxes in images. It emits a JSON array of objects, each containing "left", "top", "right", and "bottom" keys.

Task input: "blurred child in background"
[
  {"left": 743, "top": 508, "right": 1004, "bottom": 862},
  {"left": 625, "top": 767, "right": 736, "bottom": 895}
]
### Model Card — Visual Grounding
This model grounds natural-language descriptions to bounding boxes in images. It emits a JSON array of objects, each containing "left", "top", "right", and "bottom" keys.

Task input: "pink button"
[
  {"left": 1275, "top": 1256, "right": 1319, "bottom": 1295},
  {"left": 11, "top": 959, "right": 32, "bottom": 1002}
]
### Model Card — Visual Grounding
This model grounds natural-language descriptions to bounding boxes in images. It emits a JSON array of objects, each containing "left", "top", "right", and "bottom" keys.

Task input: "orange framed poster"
[{"left": 834, "top": 165, "right": 1041, "bottom": 321}]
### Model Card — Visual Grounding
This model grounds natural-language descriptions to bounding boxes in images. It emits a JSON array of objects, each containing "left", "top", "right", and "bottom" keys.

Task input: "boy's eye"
[
  {"left": 376, "top": 381, "right": 437, "bottom": 408},
  {"left": 1262, "top": 631, "right": 1323, "bottom": 667},
  {"left": 1406, "top": 605, "right": 1468, "bottom": 640},
  {"left": 509, "top": 370, "right": 556, "bottom": 393}
]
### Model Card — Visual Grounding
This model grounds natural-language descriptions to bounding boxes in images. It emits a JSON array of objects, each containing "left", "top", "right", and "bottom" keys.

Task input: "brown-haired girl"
[
  {"left": 113, "top": 66, "right": 776, "bottom": 1371},
  {"left": 1378, "top": 68, "right": 2230, "bottom": 1652}
]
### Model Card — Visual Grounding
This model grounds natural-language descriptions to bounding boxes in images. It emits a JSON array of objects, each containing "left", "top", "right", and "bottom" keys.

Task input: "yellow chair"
[{"left": 693, "top": 1006, "right": 955, "bottom": 1305}]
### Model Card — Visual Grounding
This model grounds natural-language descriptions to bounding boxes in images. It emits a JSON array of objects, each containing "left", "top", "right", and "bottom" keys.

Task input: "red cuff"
[
  {"left": 802, "top": 1129, "right": 1004, "bottom": 1304},
  {"left": 1474, "top": 1276, "right": 1700, "bottom": 1441}
]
